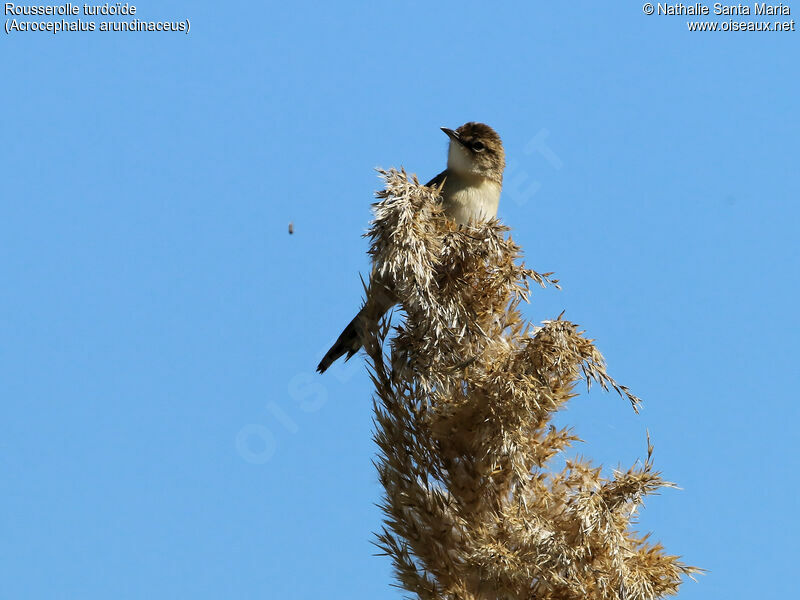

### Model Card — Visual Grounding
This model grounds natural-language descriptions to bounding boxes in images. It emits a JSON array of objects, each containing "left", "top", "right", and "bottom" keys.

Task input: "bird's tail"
[
  {"left": 317, "top": 278, "right": 396, "bottom": 374},
  {"left": 316, "top": 312, "right": 365, "bottom": 374}
]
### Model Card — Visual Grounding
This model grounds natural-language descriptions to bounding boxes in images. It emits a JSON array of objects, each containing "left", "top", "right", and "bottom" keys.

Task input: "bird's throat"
[{"left": 440, "top": 174, "right": 501, "bottom": 226}]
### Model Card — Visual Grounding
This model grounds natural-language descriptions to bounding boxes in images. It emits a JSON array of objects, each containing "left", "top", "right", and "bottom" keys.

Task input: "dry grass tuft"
[{"left": 365, "top": 169, "right": 700, "bottom": 600}]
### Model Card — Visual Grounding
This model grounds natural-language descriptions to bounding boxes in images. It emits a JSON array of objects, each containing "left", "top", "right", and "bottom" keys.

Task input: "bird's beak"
[{"left": 441, "top": 127, "right": 463, "bottom": 145}]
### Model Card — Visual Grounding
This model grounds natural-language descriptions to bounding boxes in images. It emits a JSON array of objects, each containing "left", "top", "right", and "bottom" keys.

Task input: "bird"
[{"left": 316, "top": 122, "right": 505, "bottom": 374}]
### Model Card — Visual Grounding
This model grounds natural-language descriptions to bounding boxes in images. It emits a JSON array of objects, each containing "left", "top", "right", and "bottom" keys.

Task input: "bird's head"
[{"left": 441, "top": 122, "right": 505, "bottom": 184}]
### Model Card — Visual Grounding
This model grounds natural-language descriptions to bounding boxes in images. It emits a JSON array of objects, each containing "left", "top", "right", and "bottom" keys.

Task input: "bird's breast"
[{"left": 441, "top": 176, "right": 501, "bottom": 226}]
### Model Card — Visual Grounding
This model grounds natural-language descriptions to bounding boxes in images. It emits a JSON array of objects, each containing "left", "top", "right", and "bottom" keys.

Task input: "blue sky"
[{"left": 1, "top": 2, "right": 798, "bottom": 598}]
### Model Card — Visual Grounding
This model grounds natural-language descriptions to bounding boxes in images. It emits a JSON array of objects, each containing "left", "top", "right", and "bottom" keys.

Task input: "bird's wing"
[{"left": 425, "top": 170, "right": 448, "bottom": 190}]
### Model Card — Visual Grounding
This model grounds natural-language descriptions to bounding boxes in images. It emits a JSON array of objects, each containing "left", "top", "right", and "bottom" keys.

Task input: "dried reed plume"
[{"left": 362, "top": 169, "right": 700, "bottom": 600}]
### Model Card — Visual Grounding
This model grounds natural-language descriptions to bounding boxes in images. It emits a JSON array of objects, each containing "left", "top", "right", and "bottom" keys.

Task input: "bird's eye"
[{"left": 472, "top": 141, "right": 485, "bottom": 151}]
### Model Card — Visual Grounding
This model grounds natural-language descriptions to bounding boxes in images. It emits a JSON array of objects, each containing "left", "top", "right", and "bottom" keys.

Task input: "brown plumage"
[{"left": 316, "top": 122, "right": 505, "bottom": 374}]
